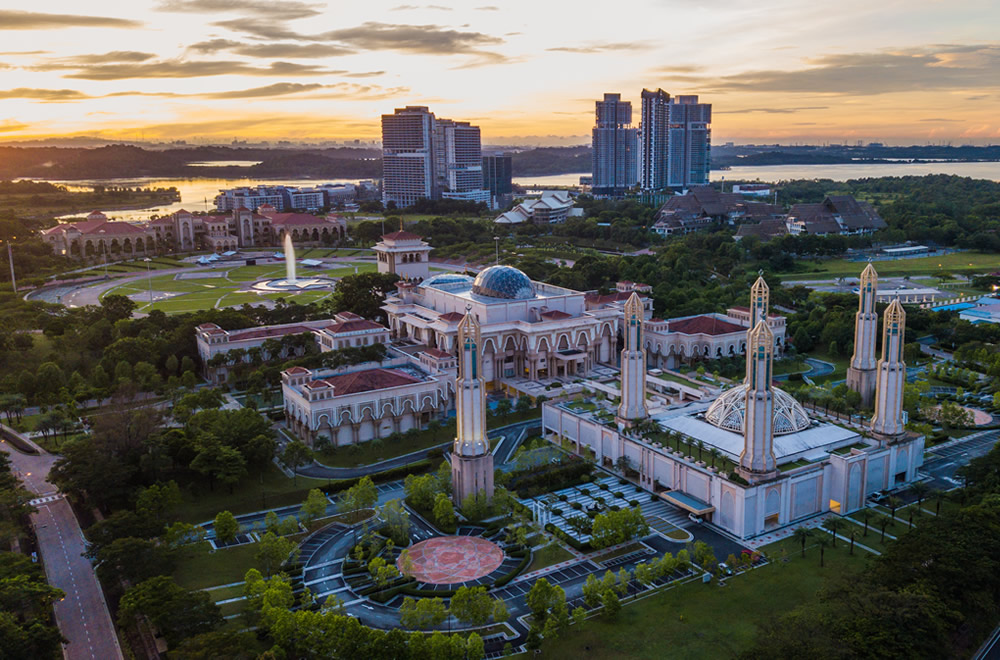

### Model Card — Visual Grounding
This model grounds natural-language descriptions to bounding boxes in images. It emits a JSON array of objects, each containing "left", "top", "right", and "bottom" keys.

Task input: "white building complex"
[{"left": 542, "top": 270, "right": 924, "bottom": 540}]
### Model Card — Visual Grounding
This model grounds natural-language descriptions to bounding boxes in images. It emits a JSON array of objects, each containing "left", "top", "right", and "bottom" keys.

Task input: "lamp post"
[
  {"left": 144, "top": 257, "right": 153, "bottom": 308},
  {"left": 5, "top": 237, "right": 15, "bottom": 293}
]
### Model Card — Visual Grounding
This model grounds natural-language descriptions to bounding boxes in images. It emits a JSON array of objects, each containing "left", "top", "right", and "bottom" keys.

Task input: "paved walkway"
[{"left": 1, "top": 428, "right": 122, "bottom": 660}]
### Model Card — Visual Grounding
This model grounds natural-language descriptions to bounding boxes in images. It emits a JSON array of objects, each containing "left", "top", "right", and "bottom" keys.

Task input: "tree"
[
  {"left": 450, "top": 586, "right": 495, "bottom": 626},
  {"left": 515, "top": 396, "right": 533, "bottom": 415},
  {"left": 168, "top": 629, "right": 258, "bottom": 659},
  {"left": 816, "top": 535, "right": 830, "bottom": 567},
  {"left": 887, "top": 496, "right": 902, "bottom": 523},
  {"left": 399, "top": 597, "right": 447, "bottom": 629},
  {"left": 213, "top": 511, "right": 239, "bottom": 545},
  {"left": 95, "top": 536, "right": 176, "bottom": 584},
  {"left": 633, "top": 561, "right": 654, "bottom": 588},
  {"left": 526, "top": 578, "right": 566, "bottom": 628},
  {"left": 601, "top": 587, "right": 621, "bottom": 619},
  {"left": 910, "top": 481, "right": 930, "bottom": 510},
  {"left": 572, "top": 606, "right": 587, "bottom": 626},
  {"left": 616, "top": 567, "right": 631, "bottom": 597},
  {"left": 793, "top": 526, "right": 813, "bottom": 558},
  {"left": 614, "top": 454, "right": 631, "bottom": 475},
  {"left": 404, "top": 472, "right": 441, "bottom": 511},
  {"left": 432, "top": 492, "right": 456, "bottom": 530},
  {"left": 340, "top": 476, "right": 378, "bottom": 513},
  {"left": 590, "top": 507, "right": 648, "bottom": 549},
  {"left": 118, "top": 576, "right": 221, "bottom": 648},
  {"left": 136, "top": 481, "right": 182, "bottom": 523},
  {"left": 860, "top": 509, "right": 872, "bottom": 537},
  {"left": 848, "top": 529, "right": 859, "bottom": 555},
  {"left": 367, "top": 556, "right": 400, "bottom": 597},
  {"left": 461, "top": 490, "right": 492, "bottom": 521},
  {"left": 379, "top": 498, "right": 411, "bottom": 545},
  {"left": 492, "top": 598, "right": 509, "bottom": 623},
  {"left": 191, "top": 440, "right": 247, "bottom": 493},
  {"left": 255, "top": 531, "right": 299, "bottom": 576},
  {"left": 466, "top": 631, "right": 485, "bottom": 660},
  {"left": 822, "top": 517, "right": 846, "bottom": 548},
  {"left": 299, "top": 488, "right": 328, "bottom": 527},
  {"left": 281, "top": 440, "right": 313, "bottom": 485}
]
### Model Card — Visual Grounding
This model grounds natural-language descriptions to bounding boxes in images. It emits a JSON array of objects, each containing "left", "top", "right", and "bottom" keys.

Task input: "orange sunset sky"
[{"left": 0, "top": 0, "right": 998, "bottom": 145}]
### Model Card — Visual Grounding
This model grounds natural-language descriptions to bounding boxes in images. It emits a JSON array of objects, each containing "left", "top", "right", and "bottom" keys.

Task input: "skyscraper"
[
  {"left": 482, "top": 154, "right": 513, "bottom": 209},
  {"left": 381, "top": 106, "right": 487, "bottom": 208},
  {"left": 639, "top": 88, "right": 670, "bottom": 191},
  {"left": 667, "top": 95, "right": 712, "bottom": 188},
  {"left": 591, "top": 93, "right": 638, "bottom": 197}
]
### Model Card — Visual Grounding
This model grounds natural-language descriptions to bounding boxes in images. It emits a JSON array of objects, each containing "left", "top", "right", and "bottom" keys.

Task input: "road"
[
  {"left": 0, "top": 437, "right": 122, "bottom": 660},
  {"left": 920, "top": 430, "right": 1000, "bottom": 492}
]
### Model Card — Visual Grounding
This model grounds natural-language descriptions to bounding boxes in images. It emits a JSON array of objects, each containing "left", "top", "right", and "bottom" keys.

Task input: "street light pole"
[
  {"left": 144, "top": 257, "right": 153, "bottom": 308},
  {"left": 6, "top": 239, "right": 15, "bottom": 293}
]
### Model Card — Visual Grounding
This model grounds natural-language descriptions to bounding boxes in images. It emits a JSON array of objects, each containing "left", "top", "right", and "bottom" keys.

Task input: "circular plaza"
[{"left": 399, "top": 535, "right": 505, "bottom": 585}]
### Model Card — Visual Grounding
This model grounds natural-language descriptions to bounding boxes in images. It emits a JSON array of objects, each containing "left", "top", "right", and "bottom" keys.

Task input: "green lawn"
[
  {"left": 317, "top": 428, "right": 451, "bottom": 468},
  {"left": 534, "top": 536, "right": 870, "bottom": 659},
  {"left": 173, "top": 542, "right": 260, "bottom": 590},
  {"left": 176, "top": 463, "right": 329, "bottom": 524},
  {"left": 526, "top": 542, "right": 575, "bottom": 573},
  {"left": 778, "top": 251, "right": 999, "bottom": 281}
]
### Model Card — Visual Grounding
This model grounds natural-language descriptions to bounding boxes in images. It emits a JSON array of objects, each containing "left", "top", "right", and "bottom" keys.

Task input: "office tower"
[
  {"left": 482, "top": 154, "right": 513, "bottom": 209},
  {"left": 667, "top": 95, "right": 712, "bottom": 188},
  {"left": 381, "top": 107, "right": 487, "bottom": 208},
  {"left": 591, "top": 93, "right": 638, "bottom": 197},
  {"left": 381, "top": 106, "right": 435, "bottom": 207},
  {"left": 639, "top": 88, "right": 670, "bottom": 191},
  {"left": 433, "top": 119, "right": 484, "bottom": 195}
]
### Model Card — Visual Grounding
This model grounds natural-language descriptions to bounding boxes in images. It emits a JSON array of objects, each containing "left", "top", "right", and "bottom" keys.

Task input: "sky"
[{"left": 0, "top": 0, "right": 998, "bottom": 146}]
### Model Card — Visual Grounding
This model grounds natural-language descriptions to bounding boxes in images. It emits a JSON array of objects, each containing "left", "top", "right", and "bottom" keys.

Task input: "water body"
[{"left": 42, "top": 160, "right": 1000, "bottom": 222}]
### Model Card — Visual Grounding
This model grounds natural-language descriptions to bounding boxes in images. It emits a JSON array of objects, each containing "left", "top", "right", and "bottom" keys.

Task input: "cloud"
[
  {"left": 652, "top": 64, "right": 705, "bottom": 74},
  {"left": 0, "top": 50, "right": 48, "bottom": 56},
  {"left": 676, "top": 44, "right": 1000, "bottom": 95},
  {"left": 203, "top": 82, "right": 405, "bottom": 99},
  {"left": 188, "top": 39, "right": 242, "bottom": 53},
  {"left": 0, "top": 120, "right": 28, "bottom": 133},
  {"left": 547, "top": 42, "right": 651, "bottom": 54},
  {"left": 0, "top": 10, "right": 141, "bottom": 29},
  {"left": 391, "top": 4, "right": 453, "bottom": 10},
  {"left": 212, "top": 18, "right": 303, "bottom": 40},
  {"left": 157, "top": 0, "right": 321, "bottom": 19},
  {"left": 232, "top": 43, "right": 355, "bottom": 58},
  {"left": 318, "top": 22, "right": 502, "bottom": 55},
  {"left": 66, "top": 51, "right": 157, "bottom": 64},
  {"left": 0, "top": 88, "right": 90, "bottom": 101},
  {"left": 918, "top": 118, "right": 963, "bottom": 122},
  {"left": 715, "top": 106, "right": 828, "bottom": 114},
  {"left": 475, "top": 5, "right": 499, "bottom": 9},
  {"left": 37, "top": 59, "right": 343, "bottom": 80}
]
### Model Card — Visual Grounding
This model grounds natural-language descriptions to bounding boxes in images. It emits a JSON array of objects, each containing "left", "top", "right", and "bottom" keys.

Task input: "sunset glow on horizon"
[{"left": 0, "top": 0, "right": 998, "bottom": 145}]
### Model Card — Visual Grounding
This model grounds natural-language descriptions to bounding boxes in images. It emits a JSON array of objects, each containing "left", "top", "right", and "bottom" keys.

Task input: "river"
[{"left": 41, "top": 159, "right": 1000, "bottom": 221}]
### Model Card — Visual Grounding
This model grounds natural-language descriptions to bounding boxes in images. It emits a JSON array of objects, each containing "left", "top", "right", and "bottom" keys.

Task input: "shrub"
[
  {"left": 571, "top": 502, "right": 582, "bottom": 510},
  {"left": 629, "top": 500, "right": 640, "bottom": 507},
  {"left": 599, "top": 484, "right": 610, "bottom": 491},
  {"left": 610, "top": 505, "right": 621, "bottom": 512},
  {"left": 614, "top": 491, "right": 625, "bottom": 499},
  {"left": 558, "top": 494, "right": 568, "bottom": 502},
  {"left": 580, "top": 488, "right": 590, "bottom": 495}
]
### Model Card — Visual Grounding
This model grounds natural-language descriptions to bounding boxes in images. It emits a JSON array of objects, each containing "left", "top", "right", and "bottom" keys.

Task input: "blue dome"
[
  {"left": 472, "top": 265, "right": 536, "bottom": 300},
  {"left": 420, "top": 273, "right": 473, "bottom": 290}
]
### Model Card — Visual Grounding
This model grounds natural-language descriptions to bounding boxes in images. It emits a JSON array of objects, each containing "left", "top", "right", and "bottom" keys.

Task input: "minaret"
[
  {"left": 740, "top": 319, "right": 777, "bottom": 480},
  {"left": 450, "top": 306, "right": 494, "bottom": 506},
  {"left": 749, "top": 273, "right": 769, "bottom": 329},
  {"left": 871, "top": 299, "right": 907, "bottom": 440},
  {"left": 617, "top": 292, "right": 648, "bottom": 426},
  {"left": 847, "top": 262, "right": 879, "bottom": 406}
]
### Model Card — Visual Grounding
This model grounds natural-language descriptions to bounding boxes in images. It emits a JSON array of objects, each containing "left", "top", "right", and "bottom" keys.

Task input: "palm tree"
[
  {"left": 910, "top": 482, "right": 930, "bottom": 511},
  {"left": 696, "top": 440, "right": 705, "bottom": 462},
  {"left": 848, "top": 530, "right": 858, "bottom": 555},
  {"left": 932, "top": 489, "right": 946, "bottom": 516},
  {"left": 822, "top": 518, "right": 846, "bottom": 548},
  {"left": 792, "top": 526, "right": 813, "bottom": 558},
  {"left": 880, "top": 517, "right": 889, "bottom": 543},
  {"left": 886, "top": 496, "right": 902, "bottom": 525},
  {"left": 816, "top": 535, "right": 830, "bottom": 567},
  {"left": 860, "top": 509, "right": 872, "bottom": 537},
  {"left": 709, "top": 448, "right": 719, "bottom": 469}
]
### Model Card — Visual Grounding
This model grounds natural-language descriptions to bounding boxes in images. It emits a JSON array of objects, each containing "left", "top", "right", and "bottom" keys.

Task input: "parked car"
[
  {"left": 688, "top": 514, "right": 702, "bottom": 524},
  {"left": 717, "top": 562, "right": 733, "bottom": 576}
]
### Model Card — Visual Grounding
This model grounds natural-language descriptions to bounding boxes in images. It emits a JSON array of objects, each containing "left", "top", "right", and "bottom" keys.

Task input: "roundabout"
[{"left": 400, "top": 536, "right": 505, "bottom": 585}]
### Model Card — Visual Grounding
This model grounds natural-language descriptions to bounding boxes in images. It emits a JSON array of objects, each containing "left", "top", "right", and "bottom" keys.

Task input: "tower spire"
[
  {"left": 740, "top": 319, "right": 777, "bottom": 479},
  {"left": 847, "top": 262, "right": 879, "bottom": 406},
  {"left": 617, "top": 292, "right": 648, "bottom": 425},
  {"left": 749, "top": 271, "right": 769, "bottom": 329},
  {"left": 450, "top": 305, "right": 494, "bottom": 504},
  {"left": 871, "top": 298, "right": 907, "bottom": 440}
]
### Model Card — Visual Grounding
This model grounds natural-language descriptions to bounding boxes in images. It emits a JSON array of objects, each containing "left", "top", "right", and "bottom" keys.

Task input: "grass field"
[
  {"left": 317, "top": 427, "right": 450, "bottom": 468},
  {"left": 534, "top": 535, "right": 871, "bottom": 659},
  {"left": 173, "top": 542, "right": 260, "bottom": 590},
  {"left": 97, "top": 261, "right": 374, "bottom": 314},
  {"left": 778, "top": 251, "right": 1000, "bottom": 281},
  {"left": 526, "top": 542, "right": 575, "bottom": 573}
]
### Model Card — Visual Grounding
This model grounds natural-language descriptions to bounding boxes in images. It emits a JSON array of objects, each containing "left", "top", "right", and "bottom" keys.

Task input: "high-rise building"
[
  {"left": 381, "top": 106, "right": 435, "bottom": 208},
  {"left": 639, "top": 88, "right": 670, "bottom": 191},
  {"left": 591, "top": 93, "right": 638, "bottom": 197},
  {"left": 381, "top": 106, "right": 487, "bottom": 208},
  {"left": 482, "top": 154, "right": 513, "bottom": 209},
  {"left": 667, "top": 95, "right": 712, "bottom": 188}
]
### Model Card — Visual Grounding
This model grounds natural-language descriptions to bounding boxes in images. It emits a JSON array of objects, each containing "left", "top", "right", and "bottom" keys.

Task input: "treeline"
[{"left": 742, "top": 442, "right": 1000, "bottom": 659}]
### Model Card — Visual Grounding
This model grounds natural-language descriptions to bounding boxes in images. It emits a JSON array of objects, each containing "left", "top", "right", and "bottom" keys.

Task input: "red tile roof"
[
  {"left": 323, "top": 368, "right": 420, "bottom": 395},
  {"left": 285, "top": 366, "right": 310, "bottom": 374},
  {"left": 267, "top": 213, "right": 332, "bottom": 226},
  {"left": 422, "top": 347, "right": 451, "bottom": 359},
  {"left": 382, "top": 230, "right": 422, "bottom": 241},
  {"left": 323, "top": 319, "right": 386, "bottom": 334},
  {"left": 47, "top": 220, "right": 146, "bottom": 236},
  {"left": 667, "top": 315, "right": 746, "bottom": 336},
  {"left": 335, "top": 311, "right": 363, "bottom": 320},
  {"left": 541, "top": 310, "right": 572, "bottom": 320},
  {"left": 438, "top": 312, "right": 464, "bottom": 322}
]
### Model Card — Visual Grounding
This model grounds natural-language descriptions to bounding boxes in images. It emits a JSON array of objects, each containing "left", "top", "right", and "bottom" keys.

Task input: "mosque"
[{"left": 542, "top": 264, "right": 924, "bottom": 540}]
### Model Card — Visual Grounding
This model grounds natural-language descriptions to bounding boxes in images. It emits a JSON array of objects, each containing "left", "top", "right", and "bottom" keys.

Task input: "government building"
[{"left": 543, "top": 268, "right": 923, "bottom": 540}]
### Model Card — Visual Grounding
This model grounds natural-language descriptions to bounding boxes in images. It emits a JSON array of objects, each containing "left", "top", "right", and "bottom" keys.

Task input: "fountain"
[{"left": 249, "top": 233, "right": 337, "bottom": 292}]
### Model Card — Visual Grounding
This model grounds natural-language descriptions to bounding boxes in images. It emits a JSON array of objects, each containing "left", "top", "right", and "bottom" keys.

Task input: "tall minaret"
[
  {"left": 749, "top": 273, "right": 770, "bottom": 330},
  {"left": 617, "top": 292, "right": 648, "bottom": 427},
  {"left": 847, "top": 262, "right": 879, "bottom": 407},
  {"left": 871, "top": 299, "right": 907, "bottom": 440},
  {"left": 740, "top": 319, "right": 777, "bottom": 480},
  {"left": 450, "top": 306, "right": 494, "bottom": 506}
]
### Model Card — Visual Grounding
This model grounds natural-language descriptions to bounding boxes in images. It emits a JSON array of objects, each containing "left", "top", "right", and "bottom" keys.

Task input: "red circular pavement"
[{"left": 399, "top": 536, "right": 504, "bottom": 585}]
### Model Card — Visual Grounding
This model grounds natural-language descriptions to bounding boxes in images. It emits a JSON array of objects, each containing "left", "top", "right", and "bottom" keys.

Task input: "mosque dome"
[
  {"left": 704, "top": 384, "right": 811, "bottom": 435},
  {"left": 471, "top": 265, "right": 537, "bottom": 300},
  {"left": 420, "top": 273, "right": 474, "bottom": 290}
]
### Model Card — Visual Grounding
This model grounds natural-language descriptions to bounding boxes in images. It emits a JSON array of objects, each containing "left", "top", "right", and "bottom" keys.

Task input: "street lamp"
[{"left": 143, "top": 257, "right": 153, "bottom": 308}]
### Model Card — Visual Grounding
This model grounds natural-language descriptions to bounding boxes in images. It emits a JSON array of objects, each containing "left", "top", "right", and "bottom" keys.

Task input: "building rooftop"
[
  {"left": 318, "top": 367, "right": 421, "bottom": 395},
  {"left": 667, "top": 315, "right": 745, "bottom": 336}
]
